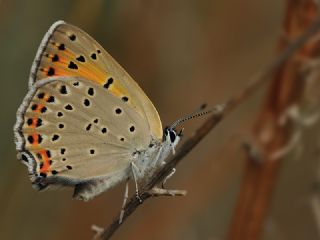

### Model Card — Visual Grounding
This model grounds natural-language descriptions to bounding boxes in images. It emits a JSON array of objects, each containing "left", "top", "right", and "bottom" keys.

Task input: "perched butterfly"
[{"left": 14, "top": 21, "right": 207, "bottom": 201}]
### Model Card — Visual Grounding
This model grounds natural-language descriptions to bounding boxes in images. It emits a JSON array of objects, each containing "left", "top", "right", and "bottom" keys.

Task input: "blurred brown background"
[{"left": 1, "top": 0, "right": 319, "bottom": 239}]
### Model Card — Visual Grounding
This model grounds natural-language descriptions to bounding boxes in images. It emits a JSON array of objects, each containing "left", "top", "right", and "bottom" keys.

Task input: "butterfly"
[{"left": 13, "top": 20, "right": 188, "bottom": 201}]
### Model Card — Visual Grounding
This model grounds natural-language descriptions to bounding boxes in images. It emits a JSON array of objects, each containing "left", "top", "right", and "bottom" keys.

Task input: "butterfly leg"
[
  {"left": 131, "top": 162, "right": 143, "bottom": 203},
  {"left": 119, "top": 180, "right": 129, "bottom": 224},
  {"left": 162, "top": 167, "right": 176, "bottom": 188},
  {"left": 171, "top": 145, "right": 176, "bottom": 155}
]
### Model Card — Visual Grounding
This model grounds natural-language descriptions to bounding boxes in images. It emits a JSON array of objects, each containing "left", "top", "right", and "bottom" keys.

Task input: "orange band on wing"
[
  {"left": 32, "top": 133, "right": 39, "bottom": 145},
  {"left": 39, "top": 149, "right": 51, "bottom": 173}
]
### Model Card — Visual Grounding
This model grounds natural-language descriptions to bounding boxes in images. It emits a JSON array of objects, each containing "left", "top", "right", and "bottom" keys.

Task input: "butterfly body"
[{"left": 14, "top": 21, "right": 180, "bottom": 201}]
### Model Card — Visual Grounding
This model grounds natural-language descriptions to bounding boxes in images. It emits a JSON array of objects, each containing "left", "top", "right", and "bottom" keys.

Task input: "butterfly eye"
[{"left": 169, "top": 130, "right": 176, "bottom": 143}]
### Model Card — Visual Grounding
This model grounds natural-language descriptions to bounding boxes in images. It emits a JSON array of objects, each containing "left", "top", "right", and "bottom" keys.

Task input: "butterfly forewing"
[
  {"left": 16, "top": 76, "right": 151, "bottom": 186},
  {"left": 29, "top": 21, "right": 162, "bottom": 140}
]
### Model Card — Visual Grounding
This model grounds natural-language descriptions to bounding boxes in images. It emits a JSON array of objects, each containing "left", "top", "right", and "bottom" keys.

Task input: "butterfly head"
[
  {"left": 163, "top": 127, "right": 182, "bottom": 148},
  {"left": 163, "top": 106, "right": 213, "bottom": 153}
]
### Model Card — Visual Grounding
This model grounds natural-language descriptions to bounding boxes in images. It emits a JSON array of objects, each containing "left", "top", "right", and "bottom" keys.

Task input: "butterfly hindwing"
[
  {"left": 29, "top": 21, "right": 163, "bottom": 140},
  {"left": 15, "top": 76, "right": 151, "bottom": 192}
]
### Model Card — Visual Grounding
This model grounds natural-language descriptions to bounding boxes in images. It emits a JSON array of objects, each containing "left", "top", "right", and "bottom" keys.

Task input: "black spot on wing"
[
  {"left": 103, "top": 78, "right": 113, "bottom": 89},
  {"left": 52, "top": 134, "right": 60, "bottom": 141},
  {"left": 47, "top": 67, "right": 55, "bottom": 76},
  {"left": 91, "top": 53, "right": 97, "bottom": 60},
  {"left": 88, "top": 87, "right": 94, "bottom": 96},
  {"left": 115, "top": 108, "right": 122, "bottom": 114},
  {"left": 52, "top": 54, "right": 59, "bottom": 62},
  {"left": 76, "top": 55, "right": 86, "bottom": 62},
  {"left": 65, "top": 104, "right": 73, "bottom": 111},
  {"left": 60, "top": 85, "right": 67, "bottom": 94},
  {"left": 47, "top": 96, "right": 55, "bottom": 103},
  {"left": 122, "top": 96, "right": 129, "bottom": 102},
  {"left": 68, "top": 61, "right": 78, "bottom": 69},
  {"left": 58, "top": 44, "right": 65, "bottom": 50},
  {"left": 129, "top": 126, "right": 135, "bottom": 132},
  {"left": 69, "top": 34, "right": 76, "bottom": 41},
  {"left": 83, "top": 99, "right": 90, "bottom": 107}
]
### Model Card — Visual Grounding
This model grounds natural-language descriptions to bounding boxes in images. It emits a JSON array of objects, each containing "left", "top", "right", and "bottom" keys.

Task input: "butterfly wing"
[
  {"left": 29, "top": 20, "right": 163, "bottom": 140},
  {"left": 15, "top": 76, "right": 151, "bottom": 196}
]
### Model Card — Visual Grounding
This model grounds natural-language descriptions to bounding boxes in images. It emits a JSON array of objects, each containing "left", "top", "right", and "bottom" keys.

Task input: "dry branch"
[
  {"left": 95, "top": 14, "right": 320, "bottom": 240},
  {"left": 227, "top": 1, "right": 320, "bottom": 239}
]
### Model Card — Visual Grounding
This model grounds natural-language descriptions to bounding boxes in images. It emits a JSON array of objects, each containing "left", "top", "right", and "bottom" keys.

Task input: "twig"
[
  {"left": 149, "top": 187, "right": 187, "bottom": 197},
  {"left": 96, "top": 15, "right": 320, "bottom": 240}
]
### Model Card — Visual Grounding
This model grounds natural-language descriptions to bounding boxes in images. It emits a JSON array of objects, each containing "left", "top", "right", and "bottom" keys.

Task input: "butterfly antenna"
[
  {"left": 170, "top": 109, "right": 212, "bottom": 129},
  {"left": 169, "top": 103, "right": 226, "bottom": 129}
]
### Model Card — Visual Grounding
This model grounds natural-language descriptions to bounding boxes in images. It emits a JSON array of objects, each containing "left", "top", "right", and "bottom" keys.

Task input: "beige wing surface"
[
  {"left": 29, "top": 20, "right": 162, "bottom": 140},
  {"left": 15, "top": 76, "right": 151, "bottom": 189}
]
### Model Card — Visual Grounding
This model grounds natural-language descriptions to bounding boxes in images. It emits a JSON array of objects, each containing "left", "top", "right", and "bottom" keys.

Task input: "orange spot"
[
  {"left": 55, "top": 56, "right": 68, "bottom": 65},
  {"left": 78, "top": 68, "right": 105, "bottom": 84},
  {"left": 39, "top": 149, "right": 51, "bottom": 173},
  {"left": 31, "top": 118, "right": 38, "bottom": 128},
  {"left": 109, "top": 84, "right": 126, "bottom": 97},
  {"left": 43, "top": 94, "right": 49, "bottom": 102},
  {"left": 32, "top": 133, "right": 39, "bottom": 145},
  {"left": 36, "top": 104, "right": 45, "bottom": 113}
]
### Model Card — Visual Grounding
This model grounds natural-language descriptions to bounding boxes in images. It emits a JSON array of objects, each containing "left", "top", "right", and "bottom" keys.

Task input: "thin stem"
[{"left": 227, "top": 1, "right": 320, "bottom": 239}]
